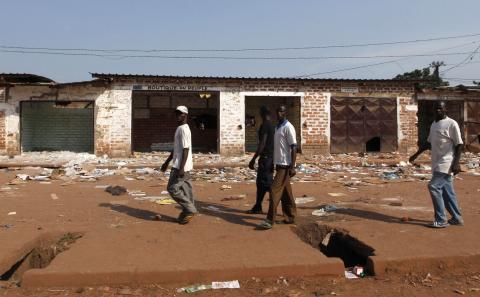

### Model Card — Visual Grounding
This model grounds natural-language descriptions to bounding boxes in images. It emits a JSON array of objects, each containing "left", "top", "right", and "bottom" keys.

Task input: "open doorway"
[
  {"left": 245, "top": 96, "right": 301, "bottom": 152},
  {"left": 131, "top": 91, "right": 219, "bottom": 153}
]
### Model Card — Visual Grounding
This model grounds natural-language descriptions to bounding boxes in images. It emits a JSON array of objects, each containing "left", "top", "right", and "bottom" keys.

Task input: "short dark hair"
[{"left": 260, "top": 106, "right": 270, "bottom": 116}]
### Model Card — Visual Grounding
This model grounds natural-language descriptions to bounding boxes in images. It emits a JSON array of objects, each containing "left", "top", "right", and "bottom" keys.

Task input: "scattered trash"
[
  {"left": 178, "top": 281, "right": 240, "bottom": 293},
  {"left": 32, "top": 175, "right": 50, "bottom": 181},
  {"left": 105, "top": 186, "right": 127, "bottom": 196},
  {"left": 295, "top": 197, "right": 316, "bottom": 204},
  {"left": 50, "top": 194, "right": 59, "bottom": 200},
  {"left": 379, "top": 171, "right": 400, "bottom": 180},
  {"left": 312, "top": 209, "right": 328, "bottom": 217},
  {"left": 220, "top": 185, "right": 232, "bottom": 190},
  {"left": 211, "top": 280, "right": 240, "bottom": 289},
  {"left": 161, "top": 190, "right": 169, "bottom": 195},
  {"left": 353, "top": 266, "right": 365, "bottom": 277},
  {"left": 328, "top": 193, "right": 346, "bottom": 197},
  {"left": 95, "top": 185, "right": 110, "bottom": 189},
  {"left": 178, "top": 284, "right": 212, "bottom": 293},
  {"left": 1, "top": 224, "right": 13, "bottom": 229},
  {"left": 7, "top": 212, "right": 16, "bottom": 216},
  {"left": 453, "top": 289, "right": 466, "bottom": 295},
  {"left": 128, "top": 190, "right": 146, "bottom": 197},
  {"left": 16, "top": 174, "right": 30, "bottom": 181},
  {"left": 345, "top": 266, "right": 365, "bottom": 279},
  {"left": 155, "top": 198, "right": 176, "bottom": 205},
  {"left": 344, "top": 270, "right": 358, "bottom": 279}
]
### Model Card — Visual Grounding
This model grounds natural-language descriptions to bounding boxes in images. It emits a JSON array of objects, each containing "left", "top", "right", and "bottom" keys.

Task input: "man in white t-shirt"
[
  {"left": 260, "top": 105, "right": 297, "bottom": 229},
  {"left": 161, "top": 105, "right": 197, "bottom": 224},
  {"left": 409, "top": 101, "right": 464, "bottom": 228}
]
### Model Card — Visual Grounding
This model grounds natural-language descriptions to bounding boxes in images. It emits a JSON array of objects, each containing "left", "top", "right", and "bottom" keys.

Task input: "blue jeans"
[{"left": 428, "top": 171, "right": 463, "bottom": 223}]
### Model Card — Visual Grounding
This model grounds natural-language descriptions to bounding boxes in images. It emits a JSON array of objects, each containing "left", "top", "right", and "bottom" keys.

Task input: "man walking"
[
  {"left": 247, "top": 106, "right": 275, "bottom": 214},
  {"left": 409, "top": 101, "right": 464, "bottom": 228},
  {"left": 161, "top": 106, "right": 197, "bottom": 224},
  {"left": 260, "top": 105, "right": 297, "bottom": 229}
]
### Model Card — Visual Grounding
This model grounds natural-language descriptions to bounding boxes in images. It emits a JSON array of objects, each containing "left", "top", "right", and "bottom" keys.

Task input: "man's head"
[
  {"left": 175, "top": 105, "right": 188, "bottom": 124},
  {"left": 434, "top": 101, "right": 447, "bottom": 121},
  {"left": 260, "top": 106, "right": 271, "bottom": 120},
  {"left": 276, "top": 105, "right": 287, "bottom": 122}
]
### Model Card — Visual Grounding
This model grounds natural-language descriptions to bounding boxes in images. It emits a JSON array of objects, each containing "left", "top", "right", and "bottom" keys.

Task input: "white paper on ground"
[
  {"left": 328, "top": 192, "right": 346, "bottom": 197},
  {"left": 211, "top": 280, "right": 240, "bottom": 289},
  {"left": 344, "top": 271, "right": 359, "bottom": 279},
  {"left": 295, "top": 197, "right": 315, "bottom": 204}
]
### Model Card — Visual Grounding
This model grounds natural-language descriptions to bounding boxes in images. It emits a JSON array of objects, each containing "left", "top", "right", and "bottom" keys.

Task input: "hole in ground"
[
  {"left": 0, "top": 232, "right": 82, "bottom": 284},
  {"left": 292, "top": 221, "right": 375, "bottom": 274}
]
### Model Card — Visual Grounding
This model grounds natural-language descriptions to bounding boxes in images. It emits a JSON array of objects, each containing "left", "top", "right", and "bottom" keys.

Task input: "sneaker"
[
  {"left": 259, "top": 220, "right": 273, "bottom": 230},
  {"left": 448, "top": 218, "right": 464, "bottom": 226},
  {"left": 428, "top": 221, "right": 450, "bottom": 228},
  {"left": 178, "top": 213, "right": 195, "bottom": 225}
]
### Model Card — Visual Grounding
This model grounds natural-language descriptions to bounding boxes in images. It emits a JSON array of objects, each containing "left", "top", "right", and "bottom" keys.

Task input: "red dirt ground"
[{"left": 1, "top": 162, "right": 479, "bottom": 296}]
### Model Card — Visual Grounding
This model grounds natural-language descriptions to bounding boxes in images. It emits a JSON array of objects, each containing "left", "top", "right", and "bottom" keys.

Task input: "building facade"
[{"left": 1, "top": 73, "right": 420, "bottom": 157}]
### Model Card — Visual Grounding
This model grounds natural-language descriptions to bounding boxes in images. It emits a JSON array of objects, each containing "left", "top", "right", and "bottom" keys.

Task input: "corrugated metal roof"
[
  {"left": 0, "top": 73, "right": 55, "bottom": 84},
  {"left": 90, "top": 72, "right": 420, "bottom": 83},
  {"left": 53, "top": 79, "right": 108, "bottom": 88}
]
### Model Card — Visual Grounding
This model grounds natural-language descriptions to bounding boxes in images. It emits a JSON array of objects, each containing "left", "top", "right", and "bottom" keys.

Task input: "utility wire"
[
  {"left": 441, "top": 45, "right": 480, "bottom": 74},
  {"left": 296, "top": 41, "right": 480, "bottom": 78},
  {"left": 0, "top": 49, "right": 476, "bottom": 60},
  {"left": 0, "top": 33, "right": 479, "bottom": 53}
]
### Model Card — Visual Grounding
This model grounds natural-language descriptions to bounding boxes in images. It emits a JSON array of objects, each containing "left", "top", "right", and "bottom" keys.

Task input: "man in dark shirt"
[{"left": 247, "top": 106, "right": 275, "bottom": 214}]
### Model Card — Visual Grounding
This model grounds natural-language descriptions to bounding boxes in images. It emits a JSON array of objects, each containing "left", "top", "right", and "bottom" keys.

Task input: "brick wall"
[
  {"left": 0, "top": 111, "right": 5, "bottom": 153},
  {"left": 302, "top": 92, "right": 330, "bottom": 154},
  {"left": 0, "top": 77, "right": 417, "bottom": 157},
  {"left": 219, "top": 92, "right": 244, "bottom": 156},
  {"left": 398, "top": 96, "right": 418, "bottom": 153}
]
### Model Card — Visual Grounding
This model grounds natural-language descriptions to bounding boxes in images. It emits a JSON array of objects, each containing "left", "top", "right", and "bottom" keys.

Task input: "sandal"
[{"left": 259, "top": 220, "right": 273, "bottom": 229}]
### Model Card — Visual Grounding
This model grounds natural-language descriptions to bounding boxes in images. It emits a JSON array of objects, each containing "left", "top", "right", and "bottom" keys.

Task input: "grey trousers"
[{"left": 167, "top": 168, "right": 198, "bottom": 214}]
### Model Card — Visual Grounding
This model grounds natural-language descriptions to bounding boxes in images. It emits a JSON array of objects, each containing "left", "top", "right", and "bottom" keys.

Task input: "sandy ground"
[{"left": 0, "top": 154, "right": 479, "bottom": 296}]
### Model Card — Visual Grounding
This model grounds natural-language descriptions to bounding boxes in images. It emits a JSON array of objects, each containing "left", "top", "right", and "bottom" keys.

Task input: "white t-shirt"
[
  {"left": 427, "top": 116, "right": 463, "bottom": 174},
  {"left": 274, "top": 120, "right": 297, "bottom": 166},
  {"left": 172, "top": 124, "right": 193, "bottom": 172}
]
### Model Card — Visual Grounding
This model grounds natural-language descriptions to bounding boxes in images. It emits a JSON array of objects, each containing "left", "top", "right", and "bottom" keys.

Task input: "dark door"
[{"left": 330, "top": 97, "right": 398, "bottom": 153}]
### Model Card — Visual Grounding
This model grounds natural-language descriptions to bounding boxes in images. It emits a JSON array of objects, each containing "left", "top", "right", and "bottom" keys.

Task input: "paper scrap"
[
  {"left": 212, "top": 280, "right": 240, "bottom": 289},
  {"left": 295, "top": 197, "right": 315, "bottom": 204},
  {"left": 345, "top": 270, "right": 359, "bottom": 279},
  {"left": 328, "top": 193, "right": 346, "bottom": 197},
  {"left": 155, "top": 198, "right": 176, "bottom": 205}
]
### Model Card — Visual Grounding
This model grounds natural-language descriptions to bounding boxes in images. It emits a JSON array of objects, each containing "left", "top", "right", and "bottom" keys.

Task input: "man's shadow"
[
  {"left": 99, "top": 201, "right": 263, "bottom": 227},
  {"left": 195, "top": 200, "right": 262, "bottom": 228},
  {"left": 99, "top": 202, "right": 178, "bottom": 223},
  {"left": 298, "top": 205, "right": 431, "bottom": 226}
]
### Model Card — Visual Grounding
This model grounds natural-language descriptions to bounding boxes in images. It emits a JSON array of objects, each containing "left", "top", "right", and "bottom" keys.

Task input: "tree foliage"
[{"left": 393, "top": 65, "right": 449, "bottom": 88}]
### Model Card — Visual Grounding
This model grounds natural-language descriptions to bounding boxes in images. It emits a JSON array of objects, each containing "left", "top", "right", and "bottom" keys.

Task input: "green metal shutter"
[{"left": 21, "top": 101, "right": 94, "bottom": 153}]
